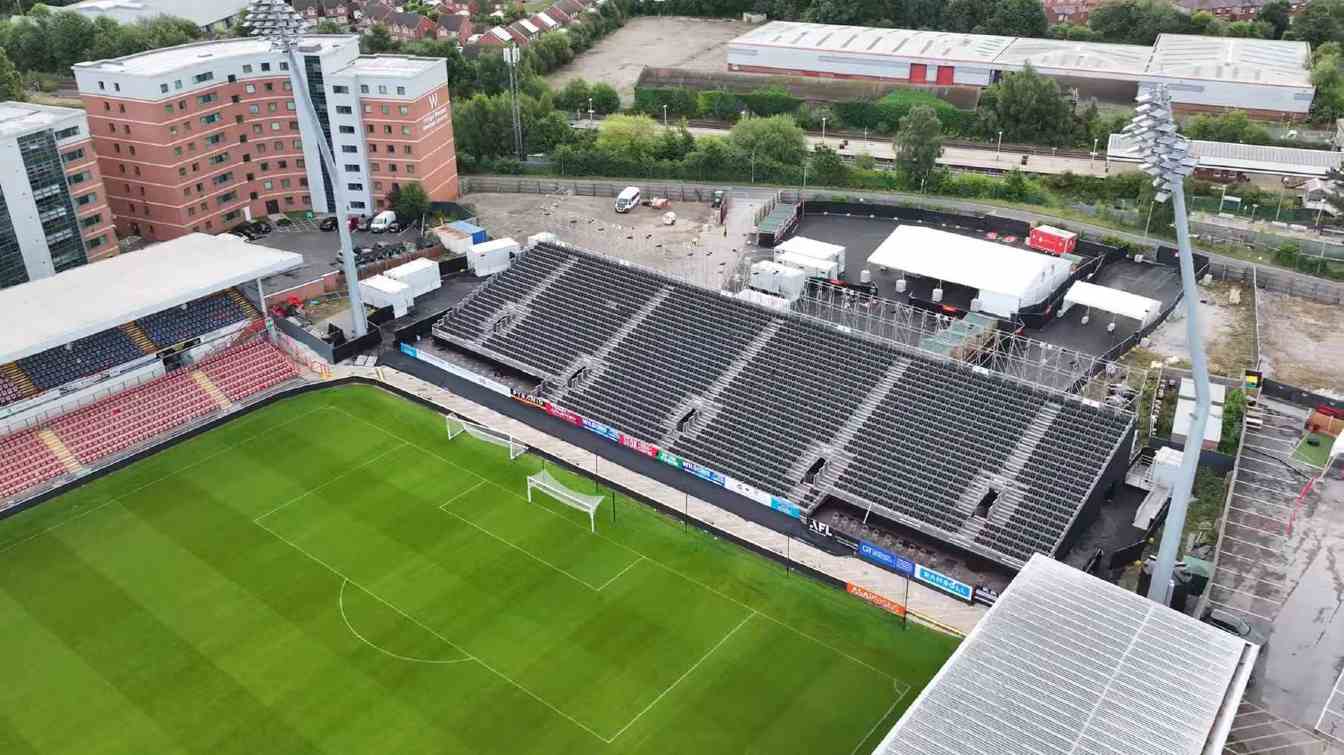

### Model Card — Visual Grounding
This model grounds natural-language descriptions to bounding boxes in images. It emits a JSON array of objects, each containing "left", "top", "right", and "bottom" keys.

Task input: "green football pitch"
[{"left": 0, "top": 385, "right": 958, "bottom": 754}]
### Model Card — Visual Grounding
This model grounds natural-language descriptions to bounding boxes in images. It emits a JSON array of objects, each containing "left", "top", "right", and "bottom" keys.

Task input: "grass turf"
[
  {"left": 0, "top": 385, "right": 958, "bottom": 754},
  {"left": 1293, "top": 432, "right": 1333, "bottom": 469}
]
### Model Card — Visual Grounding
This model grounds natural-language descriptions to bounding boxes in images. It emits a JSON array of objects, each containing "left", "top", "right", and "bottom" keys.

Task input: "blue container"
[{"left": 450, "top": 220, "right": 487, "bottom": 245}]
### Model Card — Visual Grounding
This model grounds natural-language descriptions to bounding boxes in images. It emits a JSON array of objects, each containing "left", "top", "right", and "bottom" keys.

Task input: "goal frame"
[
  {"left": 526, "top": 470, "right": 603, "bottom": 533},
  {"left": 446, "top": 415, "right": 528, "bottom": 460}
]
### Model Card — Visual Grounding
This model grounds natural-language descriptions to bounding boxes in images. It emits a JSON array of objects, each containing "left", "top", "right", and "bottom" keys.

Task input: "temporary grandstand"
[
  {"left": 433, "top": 241, "right": 1135, "bottom": 570},
  {"left": 0, "top": 234, "right": 303, "bottom": 502},
  {"left": 871, "top": 554, "right": 1258, "bottom": 755}
]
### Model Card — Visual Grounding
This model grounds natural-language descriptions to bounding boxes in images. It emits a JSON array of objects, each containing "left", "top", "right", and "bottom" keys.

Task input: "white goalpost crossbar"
[
  {"left": 446, "top": 415, "right": 528, "bottom": 460},
  {"left": 526, "top": 470, "right": 603, "bottom": 533}
]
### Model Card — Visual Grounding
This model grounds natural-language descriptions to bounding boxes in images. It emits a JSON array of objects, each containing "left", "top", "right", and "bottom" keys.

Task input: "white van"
[
  {"left": 369, "top": 210, "right": 399, "bottom": 233},
  {"left": 614, "top": 186, "right": 640, "bottom": 213}
]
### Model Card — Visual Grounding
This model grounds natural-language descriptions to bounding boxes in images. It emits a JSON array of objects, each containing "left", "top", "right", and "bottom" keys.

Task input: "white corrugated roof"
[
  {"left": 873, "top": 554, "right": 1256, "bottom": 755},
  {"left": 1063, "top": 281, "right": 1162, "bottom": 327},
  {"left": 1147, "top": 33, "right": 1311, "bottom": 87},
  {"left": 733, "top": 21, "right": 1014, "bottom": 65},
  {"left": 67, "top": 0, "right": 249, "bottom": 28},
  {"left": 994, "top": 38, "right": 1152, "bottom": 77},
  {"left": 867, "top": 226, "right": 1072, "bottom": 300},
  {"left": 0, "top": 234, "right": 301, "bottom": 364},
  {"left": 1108, "top": 133, "right": 1342, "bottom": 177}
]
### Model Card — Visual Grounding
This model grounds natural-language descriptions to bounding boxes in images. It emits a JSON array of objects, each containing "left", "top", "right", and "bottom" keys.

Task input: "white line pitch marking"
[
  {"left": 595, "top": 556, "right": 644, "bottom": 592},
  {"left": 332, "top": 403, "right": 901, "bottom": 683},
  {"left": 607, "top": 610, "right": 756, "bottom": 742},
  {"left": 438, "top": 503, "right": 608, "bottom": 592},
  {"left": 848, "top": 683, "right": 912, "bottom": 755},
  {"left": 0, "top": 406, "right": 326, "bottom": 557},
  {"left": 253, "top": 516, "right": 612, "bottom": 744},
  {"left": 254, "top": 442, "right": 407, "bottom": 523},
  {"left": 338, "top": 579, "right": 472, "bottom": 665}
]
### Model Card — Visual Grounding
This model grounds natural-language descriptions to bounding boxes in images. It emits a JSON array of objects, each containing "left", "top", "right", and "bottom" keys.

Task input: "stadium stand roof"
[
  {"left": 0, "top": 234, "right": 300, "bottom": 364},
  {"left": 867, "top": 226, "right": 1073, "bottom": 316},
  {"left": 873, "top": 554, "right": 1258, "bottom": 755},
  {"left": 1108, "top": 133, "right": 1343, "bottom": 178}
]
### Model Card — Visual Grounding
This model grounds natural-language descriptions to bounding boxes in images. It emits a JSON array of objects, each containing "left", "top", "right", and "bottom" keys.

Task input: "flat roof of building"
[
  {"left": 1147, "top": 33, "right": 1311, "bottom": 87},
  {"left": 873, "top": 554, "right": 1257, "bottom": 755},
  {"left": 994, "top": 38, "right": 1153, "bottom": 77},
  {"left": 66, "top": 0, "right": 249, "bottom": 28},
  {"left": 732, "top": 22, "right": 1015, "bottom": 65},
  {"left": 345, "top": 54, "right": 443, "bottom": 78},
  {"left": 0, "top": 235, "right": 301, "bottom": 364},
  {"left": 1108, "top": 133, "right": 1342, "bottom": 177},
  {"left": 74, "top": 35, "right": 358, "bottom": 77},
  {"left": 0, "top": 102, "right": 82, "bottom": 140}
]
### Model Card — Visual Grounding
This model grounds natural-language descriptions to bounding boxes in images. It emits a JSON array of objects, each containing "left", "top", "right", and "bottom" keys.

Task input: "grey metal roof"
[
  {"left": 1108, "top": 133, "right": 1343, "bottom": 177},
  {"left": 873, "top": 555, "right": 1256, "bottom": 755}
]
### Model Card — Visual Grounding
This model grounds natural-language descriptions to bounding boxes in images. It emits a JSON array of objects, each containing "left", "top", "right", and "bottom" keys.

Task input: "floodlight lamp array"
[
  {"left": 246, "top": 0, "right": 310, "bottom": 49},
  {"left": 1122, "top": 86, "right": 1195, "bottom": 203}
]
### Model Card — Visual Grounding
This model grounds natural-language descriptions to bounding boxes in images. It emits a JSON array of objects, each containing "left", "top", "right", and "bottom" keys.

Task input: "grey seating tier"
[
  {"left": 18, "top": 328, "right": 145, "bottom": 392},
  {"left": 137, "top": 290, "right": 253, "bottom": 349}
]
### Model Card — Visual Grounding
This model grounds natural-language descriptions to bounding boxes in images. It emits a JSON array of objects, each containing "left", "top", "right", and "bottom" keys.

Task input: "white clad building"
[{"left": 66, "top": 0, "right": 251, "bottom": 32}]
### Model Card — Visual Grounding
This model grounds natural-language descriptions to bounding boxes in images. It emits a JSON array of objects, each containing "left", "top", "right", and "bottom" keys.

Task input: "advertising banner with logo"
[
  {"left": 857, "top": 541, "right": 915, "bottom": 577},
  {"left": 800, "top": 516, "right": 858, "bottom": 550},
  {"left": 657, "top": 449, "right": 683, "bottom": 469},
  {"left": 768, "top": 497, "right": 802, "bottom": 519},
  {"left": 914, "top": 564, "right": 975, "bottom": 603},
  {"left": 682, "top": 460, "right": 726, "bottom": 487},
  {"left": 846, "top": 583, "right": 906, "bottom": 617},
  {"left": 725, "top": 477, "right": 775, "bottom": 508},
  {"left": 581, "top": 416, "right": 621, "bottom": 443},
  {"left": 544, "top": 403, "right": 583, "bottom": 426},
  {"left": 511, "top": 389, "right": 547, "bottom": 411},
  {"left": 399, "top": 344, "right": 511, "bottom": 396},
  {"left": 618, "top": 433, "right": 658, "bottom": 458}
]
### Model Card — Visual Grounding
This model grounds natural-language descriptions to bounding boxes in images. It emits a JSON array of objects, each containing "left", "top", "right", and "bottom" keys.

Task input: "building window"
[
  {"left": 341, "top": 145, "right": 357, "bottom": 153},
  {"left": 160, "top": 83, "right": 170, "bottom": 93},
  {"left": 292, "top": 139, "right": 301, "bottom": 150},
  {"left": 62, "top": 148, "right": 85, "bottom": 163},
  {"left": 68, "top": 171, "right": 88, "bottom": 184},
  {"left": 264, "top": 82, "right": 274, "bottom": 92},
  {"left": 396, "top": 86, "right": 405, "bottom": 95},
  {"left": 80, "top": 214, "right": 102, "bottom": 228},
  {"left": 174, "top": 79, "right": 182, "bottom": 89},
  {"left": 401, "top": 126, "right": 411, "bottom": 136},
  {"left": 164, "top": 103, "right": 174, "bottom": 113},
  {"left": 76, "top": 192, "right": 97, "bottom": 206},
  {"left": 281, "top": 178, "right": 291, "bottom": 188},
  {"left": 98, "top": 81, "right": 105, "bottom": 90},
  {"left": 197, "top": 93, "right": 217, "bottom": 105},
  {"left": 350, "top": 200, "right": 366, "bottom": 209},
  {"left": 206, "top": 133, "right": 223, "bottom": 145},
  {"left": 128, "top": 146, "right": 136, "bottom": 156},
  {"left": 339, "top": 125, "right": 355, "bottom": 134},
  {"left": 256, "top": 143, "right": 267, "bottom": 154},
  {"left": 209, "top": 152, "right": 229, "bottom": 165},
  {"left": 332, "top": 85, "right": 348, "bottom": 93},
  {"left": 271, "top": 122, "right": 282, "bottom": 131},
  {"left": 405, "top": 164, "right": 414, "bottom": 175},
  {"left": 267, "top": 102, "right": 278, "bottom": 113},
  {"left": 285, "top": 195, "right": 295, "bottom": 205},
  {"left": 245, "top": 83, "right": 256, "bottom": 93},
  {"left": 380, "top": 104, "right": 389, "bottom": 115},
  {"left": 262, "top": 179, "right": 273, "bottom": 190},
  {"left": 289, "top": 121, "right": 298, "bottom": 131},
  {"left": 248, "top": 104, "right": 260, "bottom": 114},
  {"left": 287, "top": 101, "right": 296, "bottom": 111},
  {"left": 388, "top": 164, "right": 397, "bottom": 173},
  {"left": 200, "top": 113, "right": 221, "bottom": 125},
  {"left": 403, "top": 145, "right": 412, "bottom": 155},
  {"left": 193, "top": 72, "right": 214, "bottom": 83},
  {"left": 377, "top": 85, "right": 387, "bottom": 94},
  {"left": 359, "top": 84, "right": 369, "bottom": 93},
  {"left": 242, "top": 64, "right": 253, "bottom": 73},
  {"left": 347, "top": 182, "right": 363, "bottom": 190},
  {"left": 114, "top": 83, "right": 121, "bottom": 91},
  {"left": 384, "top": 125, "right": 392, "bottom": 135},
  {"left": 88, "top": 235, "right": 106, "bottom": 248},
  {"left": 398, "top": 106, "right": 409, "bottom": 115},
  {"left": 370, "top": 163, "right": 379, "bottom": 172},
  {"left": 261, "top": 62, "right": 271, "bottom": 72},
  {"left": 344, "top": 164, "right": 360, "bottom": 172},
  {"left": 336, "top": 105, "right": 352, "bottom": 114},
  {"left": 363, "top": 104, "right": 372, "bottom": 114}
]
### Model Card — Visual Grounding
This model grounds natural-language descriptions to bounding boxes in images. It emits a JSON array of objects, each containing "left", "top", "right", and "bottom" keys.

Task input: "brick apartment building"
[
  {"left": 73, "top": 35, "right": 457, "bottom": 243},
  {"left": 0, "top": 102, "right": 116, "bottom": 290}
]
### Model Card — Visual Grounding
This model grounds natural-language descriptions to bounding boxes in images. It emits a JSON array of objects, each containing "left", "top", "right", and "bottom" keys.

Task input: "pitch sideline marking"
[
  {"left": 252, "top": 516, "right": 613, "bottom": 744},
  {"left": 338, "top": 579, "right": 472, "bottom": 665},
  {"left": 847, "top": 683, "right": 911, "bottom": 755},
  {"left": 595, "top": 556, "right": 644, "bottom": 592},
  {"left": 438, "top": 504, "right": 608, "bottom": 592},
  {"left": 0, "top": 406, "right": 326, "bottom": 557},
  {"left": 328, "top": 404, "right": 903, "bottom": 685},
  {"left": 254, "top": 442, "right": 407, "bottom": 524}
]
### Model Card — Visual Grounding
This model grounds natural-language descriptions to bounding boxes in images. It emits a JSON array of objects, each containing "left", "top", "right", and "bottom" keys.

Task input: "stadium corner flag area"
[{"left": 0, "top": 385, "right": 956, "bottom": 754}]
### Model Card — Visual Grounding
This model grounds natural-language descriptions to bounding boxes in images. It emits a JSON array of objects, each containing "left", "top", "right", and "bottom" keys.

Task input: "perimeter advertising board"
[
  {"left": 399, "top": 343, "right": 511, "bottom": 396},
  {"left": 857, "top": 540, "right": 915, "bottom": 577},
  {"left": 914, "top": 564, "right": 975, "bottom": 603}
]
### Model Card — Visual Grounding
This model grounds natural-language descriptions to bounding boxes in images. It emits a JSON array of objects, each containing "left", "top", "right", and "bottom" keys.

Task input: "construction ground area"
[
  {"left": 1258, "top": 289, "right": 1344, "bottom": 397},
  {"left": 545, "top": 17, "right": 758, "bottom": 104}
]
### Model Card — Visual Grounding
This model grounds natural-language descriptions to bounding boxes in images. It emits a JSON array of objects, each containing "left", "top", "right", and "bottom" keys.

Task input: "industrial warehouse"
[{"left": 727, "top": 22, "right": 1315, "bottom": 117}]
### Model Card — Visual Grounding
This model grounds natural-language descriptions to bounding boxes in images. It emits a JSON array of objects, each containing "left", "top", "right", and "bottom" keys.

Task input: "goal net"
[
  {"left": 527, "top": 469, "right": 604, "bottom": 533},
  {"left": 446, "top": 415, "right": 528, "bottom": 460}
]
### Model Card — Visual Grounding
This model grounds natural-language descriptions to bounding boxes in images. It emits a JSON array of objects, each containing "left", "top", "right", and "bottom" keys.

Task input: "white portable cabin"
[
  {"left": 468, "top": 238, "right": 519, "bottom": 277},
  {"left": 384, "top": 257, "right": 441, "bottom": 299},
  {"left": 359, "top": 275, "right": 414, "bottom": 318},
  {"left": 774, "top": 250, "right": 839, "bottom": 280},
  {"left": 774, "top": 236, "right": 846, "bottom": 276},
  {"left": 433, "top": 225, "right": 473, "bottom": 255},
  {"left": 749, "top": 260, "right": 807, "bottom": 301}
]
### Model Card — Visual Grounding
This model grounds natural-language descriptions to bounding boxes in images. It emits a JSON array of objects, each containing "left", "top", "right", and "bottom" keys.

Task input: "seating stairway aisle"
[{"left": 0, "top": 430, "right": 67, "bottom": 499}]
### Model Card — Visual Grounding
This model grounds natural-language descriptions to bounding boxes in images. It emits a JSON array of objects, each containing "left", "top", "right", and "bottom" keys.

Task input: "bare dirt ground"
[
  {"left": 1258, "top": 289, "right": 1344, "bottom": 395},
  {"left": 461, "top": 191, "right": 757, "bottom": 288},
  {"left": 546, "top": 16, "right": 758, "bottom": 103},
  {"left": 1142, "top": 280, "right": 1256, "bottom": 377}
]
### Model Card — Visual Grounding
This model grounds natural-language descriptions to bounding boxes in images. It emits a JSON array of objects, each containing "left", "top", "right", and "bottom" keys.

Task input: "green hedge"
[
  {"left": 832, "top": 90, "right": 973, "bottom": 135},
  {"left": 632, "top": 87, "right": 699, "bottom": 118}
]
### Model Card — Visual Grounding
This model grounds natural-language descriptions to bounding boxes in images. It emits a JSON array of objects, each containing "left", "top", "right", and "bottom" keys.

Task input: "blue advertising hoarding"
[
  {"left": 682, "top": 459, "right": 726, "bottom": 486},
  {"left": 581, "top": 416, "right": 621, "bottom": 443},
  {"left": 769, "top": 497, "right": 802, "bottom": 519},
  {"left": 914, "top": 564, "right": 975, "bottom": 602},
  {"left": 857, "top": 541, "right": 915, "bottom": 577}
]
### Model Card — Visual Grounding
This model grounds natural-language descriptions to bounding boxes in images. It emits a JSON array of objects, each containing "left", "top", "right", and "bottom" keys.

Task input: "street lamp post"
[
  {"left": 821, "top": 116, "right": 827, "bottom": 144},
  {"left": 246, "top": 0, "right": 367, "bottom": 337},
  {"left": 1275, "top": 189, "right": 1284, "bottom": 223},
  {"left": 588, "top": 97, "right": 594, "bottom": 123},
  {"left": 1251, "top": 203, "right": 1259, "bottom": 223},
  {"left": 1124, "top": 85, "right": 1208, "bottom": 607},
  {"left": 662, "top": 104, "right": 668, "bottom": 128},
  {"left": 750, "top": 145, "right": 758, "bottom": 184},
  {"left": 1091, "top": 136, "right": 1098, "bottom": 168},
  {"left": 996, "top": 130, "right": 1003, "bottom": 160}
]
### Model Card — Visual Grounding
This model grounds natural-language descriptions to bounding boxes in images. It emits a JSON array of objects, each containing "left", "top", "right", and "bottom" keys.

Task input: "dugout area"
[{"left": 0, "top": 383, "right": 957, "bottom": 755}]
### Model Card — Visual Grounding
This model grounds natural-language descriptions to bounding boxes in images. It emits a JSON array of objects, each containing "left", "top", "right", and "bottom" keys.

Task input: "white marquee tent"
[{"left": 1061, "top": 281, "right": 1163, "bottom": 328}]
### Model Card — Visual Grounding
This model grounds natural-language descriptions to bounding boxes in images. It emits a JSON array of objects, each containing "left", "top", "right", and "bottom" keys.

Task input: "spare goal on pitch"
[
  {"left": 527, "top": 469, "right": 604, "bottom": 532},
  {"left": 446, "top": 416, "right": 528, "bottom": 459}
]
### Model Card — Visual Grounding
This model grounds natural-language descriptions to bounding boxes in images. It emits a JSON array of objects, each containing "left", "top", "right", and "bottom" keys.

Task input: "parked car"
[
  {"left": 229, "top": 223, "right": 261, "bottom": 241},
  {"left": 614, "top": 186, "right": 640, "bottom": 213},
  {"left": 250, "top": 219, "right": 272, "bottom": 235},
  {"left": 318, "top": 215, "right": 339, "bottom": 232},
  {"left": 1201, "top": 608, "right": 1267, "bottom": 646},
  {"left": 370, "top": 210, "right": 398, "bottom": 233},
  {"left": 711, "top": 190, "right": 725, "bottom": 208}
]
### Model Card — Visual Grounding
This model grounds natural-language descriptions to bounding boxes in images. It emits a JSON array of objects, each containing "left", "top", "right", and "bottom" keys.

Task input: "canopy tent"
[
  {"left": 0, "top": 233, "right": 301, "bottom": 364},
  {"left": 866, "top": 226, "right": 1073, "bottom": 318},
  {"left": 1061, "top": 281, "right": 1162, "bottom": 328}
]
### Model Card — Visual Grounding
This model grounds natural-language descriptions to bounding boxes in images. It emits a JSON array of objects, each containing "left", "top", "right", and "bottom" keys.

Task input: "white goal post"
[
  {"left": 527, "top": 469, "right": 604, "bottom": 533},
  {"left": 446, "top": 415, "right": 528, "bottom": 460}
]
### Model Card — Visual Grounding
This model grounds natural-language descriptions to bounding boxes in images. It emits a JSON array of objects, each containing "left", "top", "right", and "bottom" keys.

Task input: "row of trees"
[{"left": 0, "top": 5, "right": 203, "bottom": 76}]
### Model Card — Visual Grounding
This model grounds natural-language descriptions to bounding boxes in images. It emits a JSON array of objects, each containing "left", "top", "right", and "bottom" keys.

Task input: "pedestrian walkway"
[{"left": 332, "top": 363, "right": 987, "bottom": 636}]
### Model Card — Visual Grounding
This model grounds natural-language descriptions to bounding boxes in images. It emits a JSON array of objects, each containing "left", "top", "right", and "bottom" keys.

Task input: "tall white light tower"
[
  {"left": 1125, "top": 85, "right": 1210, "bottom": 605},
  {"left": 247, "top": 0, "right": 368, "bottom": 338}
]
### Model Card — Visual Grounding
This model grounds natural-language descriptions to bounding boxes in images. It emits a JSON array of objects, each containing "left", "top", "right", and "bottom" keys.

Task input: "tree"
[
  {"left": 1311, "top": 43, "right": 1344, "bottom": 120},
  {"left": 0, "top": 48, "right": 22, "bottom": 103},
  {"left": 1225, "top": 20, "right": 1273, "bottom": 38},
  {"left": 895, "top": 104, "right": 943, "bottom": 181},
  {"left": 595, "top": 113, "right": 659, "bottom": 159},
  {"left": 1286, "top": 0, "right": 1344, "bottom": 47},
  {"left": 1088, "top": 0, "right": 1194, "bottom": 45},
  {"left": 808, "top": 144, "right": 848, "bottom": 186},
  {"left": 393, "top": 182, "right": 430, "bottom": 222},
  {"left": 314, "top": 19, "right": 345, "bottom": 33},
  {"left": 48, "top": 11, "right": 97, "bottom": 73},
  {"left": 1258, "top": 0, "right": 1293, "bottom": 38},
  {"left": 590, "top": 82, "right": 620, "bottom": 114},
  {"left": 454, "top": 93, "right": 512, "bottom": 161},
  {"left": 728, "top": 114, "right": 807, "bottom": 165},
  {"left": 361, "top": 24, "right": 397, "bottom": 54},
  {"left": 653, "top": 123, "right": 695, "bottom": 161},
  {"left": 404, "top": 39, "right": 475, "bottom": 97},
  {"left": 981, "top": 0, "right": 1048, "bottom": 37},
  {"left": 975, "top": 64, "right": 1076, "bottom": 146},
  {"left": 1183, "top": 110, "right": 1271, "bottom": 144},
  {"left": 555, "top": 78, "right": 591, "bottom": 112}
]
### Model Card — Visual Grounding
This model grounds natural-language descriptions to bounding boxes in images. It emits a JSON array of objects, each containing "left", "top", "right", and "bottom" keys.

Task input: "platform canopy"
[
  {"left": 1109, "top": 133, "right": 1343, "bottom": 178},
  {"left": 0, "top": 234, "right": 301, "bottom": 364},
  {"left": 867, "top": 226, "right": 1073, "bottom": 317},
  {"left": 1062, "top": 280, "right": 1162, "bottom": 328},
  {"left": 872, "top": 554, "right": 1257, "bottom": 755}
]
